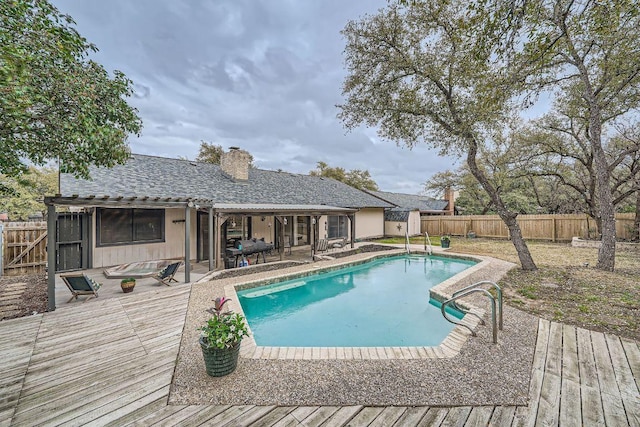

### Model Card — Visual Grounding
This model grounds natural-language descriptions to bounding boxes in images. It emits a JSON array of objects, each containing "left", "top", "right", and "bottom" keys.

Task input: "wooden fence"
[
  {"left": 1, "top": 222, "right": 48, "bottom": 276},
  {"left": 420, "top": 213, "right": 637, "bottom": 242}
]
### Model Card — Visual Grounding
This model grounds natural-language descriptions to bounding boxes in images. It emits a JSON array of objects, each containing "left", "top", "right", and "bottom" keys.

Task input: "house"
[
  {"left": 366, "top": 190, "right": 455, "bottom": 237},
  {"left": 45, "top": 148, "right": 394, "bottom": 279}
]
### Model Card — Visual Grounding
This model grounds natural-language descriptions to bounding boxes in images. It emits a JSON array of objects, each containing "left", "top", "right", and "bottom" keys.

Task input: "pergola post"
[
  {"left": 348, "top": 214, "right": 356, "bottom": 248},
  {"left": 275, "top": 216, "right": 285, "bottom": 261},
  {"left": 214, "top": 214, "right": 222, "bottom": 269},
  {"left": 47, "top": 204, "right": 57, "bottom": 311},
  {"left": 208, "top": 208, "right": 214, "bottom": 271},
  {"left": 184, "top": 206, "right": 191, "bottom": 283},
  {"left": 313, "top": 215, "right": 321, "bottom": 258}
]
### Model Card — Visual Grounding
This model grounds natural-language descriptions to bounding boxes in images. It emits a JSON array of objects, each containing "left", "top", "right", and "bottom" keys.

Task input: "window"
[
  {"left": 327, "top": 215, "right": 348, "bottom": 239},
  {"left": 97, "top": 208, "right": 164, "bottom": 246}
]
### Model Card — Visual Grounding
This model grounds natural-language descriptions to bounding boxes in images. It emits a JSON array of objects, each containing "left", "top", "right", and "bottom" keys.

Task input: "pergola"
[{"left": 44, "top": 196, "right": 357, "bottom": 311}]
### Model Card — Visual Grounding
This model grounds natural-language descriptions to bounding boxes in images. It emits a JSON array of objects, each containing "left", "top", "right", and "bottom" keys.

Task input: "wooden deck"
[{"left": 0, "top": 286, "right": 638, "bottom": 426}]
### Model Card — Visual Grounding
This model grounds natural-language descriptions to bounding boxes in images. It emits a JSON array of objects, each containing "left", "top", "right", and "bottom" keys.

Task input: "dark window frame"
[
  {"left": 327, "top": 215, "right": 348, "bottom": 239},
  {"left": 96, "top": 208, "right": 165, "bottom": 247}
]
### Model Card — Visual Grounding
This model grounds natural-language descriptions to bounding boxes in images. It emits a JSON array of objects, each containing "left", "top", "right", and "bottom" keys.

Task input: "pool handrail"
[
  {"left": 405, "top": 230, "right": 410, "bottom": 254},
  {"left": 424, "top": 231, "right": 433, "bottom": 255},
  {"left": 451, "top": 280, "right": 503, "bottom": 331},
  {"left": 441, "top": 287, "right": 499, "bottom": 344}
]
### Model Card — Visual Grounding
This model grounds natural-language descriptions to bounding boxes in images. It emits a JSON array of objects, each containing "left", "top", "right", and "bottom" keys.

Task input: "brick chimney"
[
  {"left": 444, "top": 187, "right": 456, "bottom": 216},
  {"left": 220, "top": 147, "right": 251, "bottom": 181}
]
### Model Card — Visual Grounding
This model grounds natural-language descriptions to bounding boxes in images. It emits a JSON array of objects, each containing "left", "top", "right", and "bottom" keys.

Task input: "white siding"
[
  {"left": 385, "top": 221, "right": 406, "bottom": 237},
  {"left": 383, "top": 211, "right": 421, "bottom": 237},
  {"left": 408, "top": 211, "right": 422, "bottom": 235},
  {"left": 355, "top": 208, "right": 384, "bottom": 240}
]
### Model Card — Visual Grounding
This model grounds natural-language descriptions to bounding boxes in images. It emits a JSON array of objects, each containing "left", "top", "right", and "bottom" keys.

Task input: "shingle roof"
[
  {"left": 384, "top": 209, "right": 411, "bottom": 222},
  {"left": 60, "top": 154, "right": 394, "bottom": 209},
  {"left": 368, "top": 190, "right": 448, "bottom": 211}
]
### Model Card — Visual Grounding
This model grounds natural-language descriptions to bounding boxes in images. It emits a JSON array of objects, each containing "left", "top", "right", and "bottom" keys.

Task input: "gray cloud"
[{"left": 52, "top": 0, "right": 456, "bottom": 193}]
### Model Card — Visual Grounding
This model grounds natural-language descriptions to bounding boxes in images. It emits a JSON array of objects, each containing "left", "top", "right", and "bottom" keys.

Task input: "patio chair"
[
  {"left": 316, "top": 238, "right": 329, "bottom": 253},
  {"left": 61, "top": 273, "right": 102, "bottom": 303},
  {"left": 330, "top": 237, "right": 347, "bottom": 251},
  {"left": 151, "top": 261, "right": 182, "bottom": 286}
]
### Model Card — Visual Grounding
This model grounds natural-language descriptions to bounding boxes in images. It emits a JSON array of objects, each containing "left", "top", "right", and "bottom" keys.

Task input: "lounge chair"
[
  {"left": 330, "top": 237, "right": 347, "bottom": 250},
  {"left": 61, "top": 273, "right": 102, "bottom": 303},
  {"left": 151, "top": 261, "right": 182, "bottom": 286}
]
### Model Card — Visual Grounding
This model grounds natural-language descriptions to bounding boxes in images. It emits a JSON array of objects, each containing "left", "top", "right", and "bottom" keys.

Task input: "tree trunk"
[
  {"left": 590, "top": 109, "right": 616, "bottom": 271},
  {"left": 634, "top": 189, "right": 640, "bottom": 241},
  {"left": 592, "top": 215, "right": 602, "bottom": 239},
  {"left": 564, "top": 27, "right": 617, "bottom": 270},
  {"left": 466, "top": 139, "right": 537, "bottom": 270}
]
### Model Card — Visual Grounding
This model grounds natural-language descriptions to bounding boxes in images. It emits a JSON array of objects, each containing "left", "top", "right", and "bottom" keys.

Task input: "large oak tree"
[
  {"left": 339, "top": 0, "right": 538, "bottom": 270},
  {"left": 506, "top": 0, "right": 640, "bottom": 270}
]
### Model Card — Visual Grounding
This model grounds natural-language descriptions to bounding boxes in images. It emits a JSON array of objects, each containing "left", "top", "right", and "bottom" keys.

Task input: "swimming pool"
[{"left": 237, "top": 254, "right": 476, "bottom": 347}]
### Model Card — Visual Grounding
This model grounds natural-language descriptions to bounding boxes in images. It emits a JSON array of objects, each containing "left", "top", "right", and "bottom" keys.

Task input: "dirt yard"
[
  {"left": 448, "top": 237, "right": 640, "bottom": 342},
  {"left": 0, "top": 274, "right": 47, "bottom": 321}
]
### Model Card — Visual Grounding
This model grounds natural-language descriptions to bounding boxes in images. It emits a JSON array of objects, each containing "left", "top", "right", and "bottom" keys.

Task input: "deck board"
[
  {"left": 367, "top": 406, "right": 406, "bottom": 427},
  {"left": 606, "top": 335, "right": 640, "bottom": 427},
  {"left": 439, "top": 406, "right": 471, "bottom": 426},
  {"left": 101, "top": 396, "right": 169, "bottom": 427},
  {"left": 299, "top": 406, "right": 340, "bottom": 427},
  {"left": 0, "top": 315, "right": 41, "bottom": 423},
  {"left": 242, "top": 406, "right": 294, "bottom": 427},
  {"left": 270, "top": 406, "right": 320, "bottom": 427},
  {"left": 463, "top": 406, "right": 493, "bottom": 426},
  {"left": 590, "top": 331, "right": 627, "bottom": 426},
  {"left": 16, "top": 350, "right": 174, "bottom": 409},
  {"left": 194, "top": 405, "right": 254, "bottom": 426},
  {"left": 559, "top": 324, "right": 581, "bottom": 427},
  {"left": 171, "top": 405, "right": 230, "bottom": 427},
  {"left": 392, "top": 406, "right": 431, "bottom": 426},
  {"left": 576, "top": 327, "right": 605, "bottom": 425},
  {"left": 513, "top": 319, "right": 549, "bottom": 427},
  {"left": 487, "top": 406, "right": 515, "bottom": 426}
]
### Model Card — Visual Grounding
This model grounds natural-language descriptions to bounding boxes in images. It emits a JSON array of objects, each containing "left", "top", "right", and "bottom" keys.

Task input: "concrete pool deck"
[{"left": 170, "top": 249, "right": 540, "bottom": 406}]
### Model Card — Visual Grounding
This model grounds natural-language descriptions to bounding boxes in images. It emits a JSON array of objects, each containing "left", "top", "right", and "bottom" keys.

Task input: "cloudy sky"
[{"left": 52, "top": 0, "right": 460, "bottom": 194}]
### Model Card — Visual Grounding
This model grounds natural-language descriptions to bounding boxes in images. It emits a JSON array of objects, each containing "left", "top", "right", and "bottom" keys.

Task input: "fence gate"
[
  {"left": 56, "top": 213, "right": 89, "bottom": 272},
  {"left": 1, "top": 222, "right": 48, "bottom": 276}
]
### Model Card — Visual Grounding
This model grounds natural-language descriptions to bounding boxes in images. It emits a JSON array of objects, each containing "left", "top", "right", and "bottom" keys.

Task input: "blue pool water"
[{"left": 237, "top": 255, "right": 476, "bottom": 347}]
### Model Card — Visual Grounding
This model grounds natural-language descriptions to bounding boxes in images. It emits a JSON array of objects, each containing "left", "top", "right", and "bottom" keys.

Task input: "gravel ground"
[{"left": 170, "top": 253, "right": 538, "bottom": 406}]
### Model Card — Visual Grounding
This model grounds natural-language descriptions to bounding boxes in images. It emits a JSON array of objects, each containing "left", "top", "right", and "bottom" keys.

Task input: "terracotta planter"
[{"left": 199, "top": 337, "right": 241, "bottom": 377}]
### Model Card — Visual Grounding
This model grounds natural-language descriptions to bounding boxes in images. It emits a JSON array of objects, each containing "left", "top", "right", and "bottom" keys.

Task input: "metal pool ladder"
[
  {"left": 424, "top": 231, "right": 433, "bottom": 255},
  {"left": 405, "top": 230, "right": 411, "bottom": 254},
  {"left": 440, "top": 280, "right": 503, "bottom": 344}
]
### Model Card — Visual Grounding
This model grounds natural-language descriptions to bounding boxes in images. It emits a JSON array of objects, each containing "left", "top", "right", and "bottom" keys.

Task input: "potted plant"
[
  {"left": 199, "top": 297, "right": 249, "bottom": 377},
  {"left": 120, "top": 277, "right": 136, "bottom": 293},
  {"left": 440, "top": 235, "right": 451, "bottom": 249}
]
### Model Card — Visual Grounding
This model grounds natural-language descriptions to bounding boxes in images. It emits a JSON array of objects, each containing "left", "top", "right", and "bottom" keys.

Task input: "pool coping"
[{"left": 223, "top": 249, "right": 492, "bottom": 360}]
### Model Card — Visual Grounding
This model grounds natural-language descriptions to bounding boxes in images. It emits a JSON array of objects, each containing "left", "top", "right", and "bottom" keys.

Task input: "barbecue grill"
[{"left": 225, "top": 238, "right": 274, "bottom": 268}]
